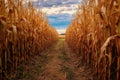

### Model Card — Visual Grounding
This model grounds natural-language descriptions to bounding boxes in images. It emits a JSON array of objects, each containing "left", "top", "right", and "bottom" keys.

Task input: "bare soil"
[{"left": 13, "top": 40, "right": 93, "bottom": 80}]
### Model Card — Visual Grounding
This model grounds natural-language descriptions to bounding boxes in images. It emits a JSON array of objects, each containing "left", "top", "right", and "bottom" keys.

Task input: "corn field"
[
  {"left": 0, "top": 0, "right": 58, "bottom": 79},
  {"left": 66, "top": 0, "right": 120, "bottom": 80}
]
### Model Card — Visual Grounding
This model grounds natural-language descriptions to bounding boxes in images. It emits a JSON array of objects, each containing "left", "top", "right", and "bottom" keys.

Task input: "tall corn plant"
[
  {"left": 0, "top": 0, "right": 58, "bottom": 79},
  {"left": 66, "top": 0, "right": 120, "bottom": 80}
]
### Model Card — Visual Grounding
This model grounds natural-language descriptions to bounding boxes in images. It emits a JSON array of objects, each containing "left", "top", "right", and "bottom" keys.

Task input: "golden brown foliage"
[
  {"left": 66, "top": 0, "right": 120, "bottom": 80},
  {"left": 0, "top": 0, "right": 58, "bottom": 79}
]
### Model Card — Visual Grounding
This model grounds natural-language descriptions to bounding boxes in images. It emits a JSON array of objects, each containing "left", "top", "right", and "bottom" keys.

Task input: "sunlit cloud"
[
  {"left": 57, "top": 29, "right": 66, "bottom": 34},
  {"left": 41, "top": 4, "right": 78, "bottom": 15},
  {"left": 30, "top": 0, "right": 82, "bottom": 32}
]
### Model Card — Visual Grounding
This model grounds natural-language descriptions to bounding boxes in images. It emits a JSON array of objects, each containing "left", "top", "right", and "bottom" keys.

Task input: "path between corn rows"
[{"left": 14, "top": 40, "right": 93, "bottom": 80}]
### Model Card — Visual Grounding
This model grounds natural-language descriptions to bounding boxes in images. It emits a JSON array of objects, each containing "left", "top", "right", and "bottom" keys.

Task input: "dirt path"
[{"left": 13, "top": 40, "right": 93, "bottom": 80}]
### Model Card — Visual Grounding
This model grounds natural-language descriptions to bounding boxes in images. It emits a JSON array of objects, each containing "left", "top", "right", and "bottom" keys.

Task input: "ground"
[{"left": 13, "top": 40, "right": 93, "bottom": 80}]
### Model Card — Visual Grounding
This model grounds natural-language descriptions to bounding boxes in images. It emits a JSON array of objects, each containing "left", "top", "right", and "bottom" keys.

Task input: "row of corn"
[
  {"left": 66, "top": 0, "right": 120, "bottom": 80},
  {"left": 0, "top": 0, "right": 58, "bottom": 79}
]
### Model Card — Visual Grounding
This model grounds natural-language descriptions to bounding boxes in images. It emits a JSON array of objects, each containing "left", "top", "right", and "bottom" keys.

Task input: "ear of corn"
[
  {"left": 66, "top": 0, "right": 120, "bottom": 80},
  {"left": 0, "top": 0, "right": 58, "bottom": 79}
]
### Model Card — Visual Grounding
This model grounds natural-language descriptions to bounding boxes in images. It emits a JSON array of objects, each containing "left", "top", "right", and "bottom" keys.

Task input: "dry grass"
[
  {"left": 66, "top": 0, "right": 120, "bottom": 80},
  {"left": 0, "top": 0, "right": 58, "bottom": 79}
]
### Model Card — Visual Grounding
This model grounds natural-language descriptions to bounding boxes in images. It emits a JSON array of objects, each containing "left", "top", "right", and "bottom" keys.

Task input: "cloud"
[
  {"left": 30, "top": 0, "right": 81, "bottom": 16},
  {"left": 41, "top": 4, "right": 78, "bottom": 15},
  {"left": 57, "top": 29, "right": 66, "bottom": 34},
  {"left": 48, "top": 14, "right": 73, "bottom": 29},
  {"left": 30, "top": 0, "right": 81, "bottom": 29}
]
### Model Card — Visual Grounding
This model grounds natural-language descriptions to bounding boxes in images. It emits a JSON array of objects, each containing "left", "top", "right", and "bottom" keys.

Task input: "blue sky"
[{"left": 30, "top": 0, "right": 82, "bottom": 33}]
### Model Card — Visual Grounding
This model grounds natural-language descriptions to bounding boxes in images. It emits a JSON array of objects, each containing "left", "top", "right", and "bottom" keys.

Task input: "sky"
[{"left": 30, "top": 0, "right": 82, "bottom": 34}]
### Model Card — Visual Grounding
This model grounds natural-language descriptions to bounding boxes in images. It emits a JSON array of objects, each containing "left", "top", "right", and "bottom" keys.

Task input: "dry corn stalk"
[
  {"left": 0, "top": 0, "right": 58, "bottom": 79},
  {"left": 66, "top": 0, "right": 120, "bottom": 80}
]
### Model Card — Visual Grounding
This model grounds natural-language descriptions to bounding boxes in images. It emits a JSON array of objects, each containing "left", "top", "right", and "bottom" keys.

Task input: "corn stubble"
[
  {"left": 0, "top": 0, "right": 58, "bottom": 79},
  {"left": 66, "top": 0, "right": 120, "bottom": 80}
]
